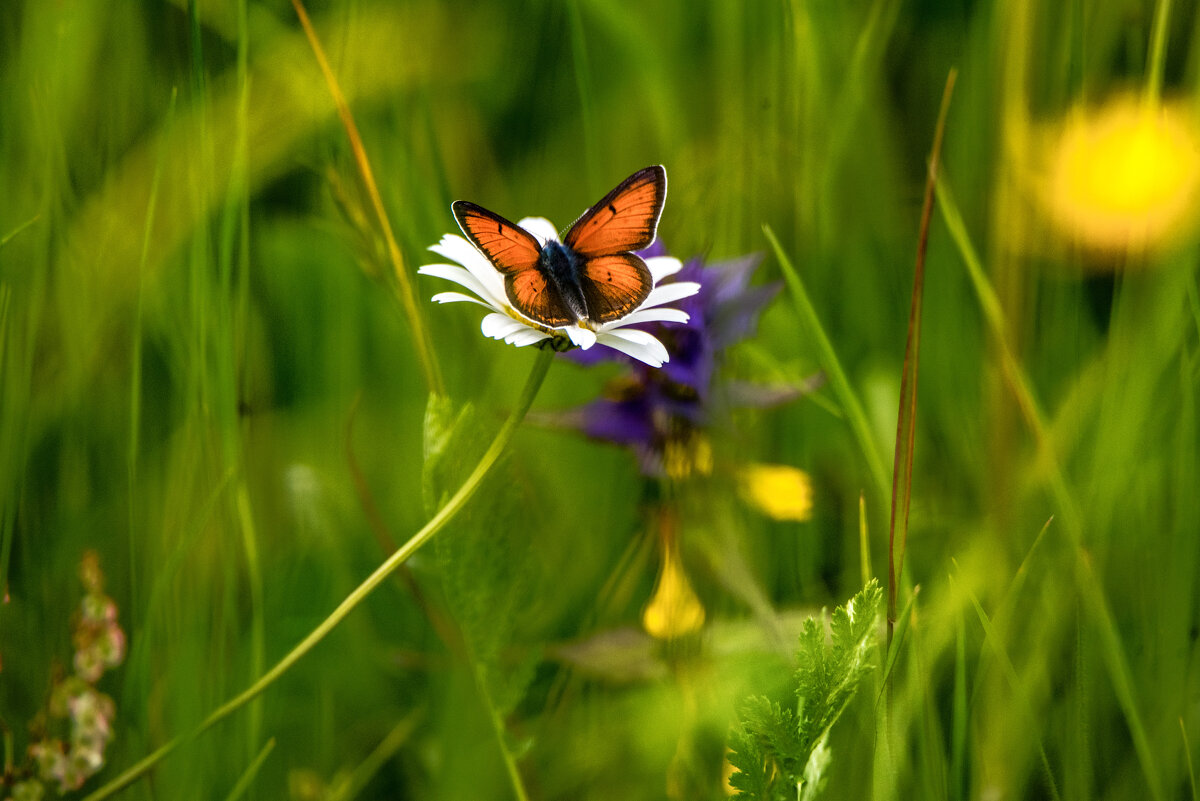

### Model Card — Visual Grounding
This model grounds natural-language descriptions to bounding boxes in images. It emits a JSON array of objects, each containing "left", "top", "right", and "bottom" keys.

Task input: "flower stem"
[
  {"left": 473, "top": 660, "right": 531, "bottom": 801},
  {"left": 82, "top": 349, "right": 554, "bottom": 801}
]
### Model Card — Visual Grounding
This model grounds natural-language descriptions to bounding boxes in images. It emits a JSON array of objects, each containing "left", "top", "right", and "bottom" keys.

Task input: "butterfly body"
[
  {"left": 452, "top": 165, "right": 667, "bottom": 329},
  {"left": 535, "top": 239, "right": 590, "bottom": 322}
]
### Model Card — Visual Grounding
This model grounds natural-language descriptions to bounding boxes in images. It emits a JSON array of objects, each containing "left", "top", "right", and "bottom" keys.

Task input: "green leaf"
[
  {"left": 426, "top": 392, "right": 540, "bottom": 720},
  {"left": 795, "top": 579, "right": 882, "bottom": 748},
  {"left": 798, "top": 737, "right": 832, "bottom": 801},
  {"left": 421, "top": 392, "right": 476, "bottom": 516},
  {"left": 739, "top": 695, "right": 805, "bottom": 779},
  {"left": 728, "top": 580, "right": 881, "bottom": 800},
  {"left": 726, "top": 726, "right": 775, "bottom": 801}
]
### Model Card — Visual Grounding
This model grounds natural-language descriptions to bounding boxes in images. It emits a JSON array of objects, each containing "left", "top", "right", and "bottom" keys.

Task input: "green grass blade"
[
  {"left": 222, "top": 738, "right": 275, "bottom": 801},
  {"left": 765, "top": 224, "right": 890, "bottom": 501},
  {"left": 325, "top": 711, "right": 423, "bottom": 801},
  {"left": 1182, "top": 717, "right": 1198, "bottom": 801},
  {"left": 1146, "top": 0, "right": 1173, "bottom": 100},
  {"left": 937, "top": 176, "right": 1165, "bottom": 801},
  {"left": 959, "top": 575, "right": 1062, "bottom": 801},
  {"left": 950, "top": 607, "right": 967, "bottom": 801},
  {"left": 0, "top": 216, "right": 39, "bottom": 249}
]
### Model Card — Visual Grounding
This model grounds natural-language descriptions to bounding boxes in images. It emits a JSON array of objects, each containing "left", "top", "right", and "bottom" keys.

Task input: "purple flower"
[{"left": 562, "top": 246, "right": 795, "bottom": 478}]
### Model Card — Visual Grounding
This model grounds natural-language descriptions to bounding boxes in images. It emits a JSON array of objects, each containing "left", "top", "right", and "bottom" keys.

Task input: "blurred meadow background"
[{"left": 4, "top": 0, "right": 1200, "bottom": 798}]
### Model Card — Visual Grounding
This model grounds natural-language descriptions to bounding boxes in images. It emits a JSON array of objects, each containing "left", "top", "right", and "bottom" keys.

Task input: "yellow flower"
[
  {"left": 1041, "top": 94, "right": 1200, "bottom": 253},
  {"left": 643, "top": 538, "right": 705, "bottom": 640},
  {"left": 739, "top": 463, "right": 813, "bottom": 522},
  {"left": 662, "top": 432, "right": 714, "bottom": 481}
]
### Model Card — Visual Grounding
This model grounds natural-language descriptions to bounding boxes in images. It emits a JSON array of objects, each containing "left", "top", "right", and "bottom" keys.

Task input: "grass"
[{"left": 2, "top": 0, "right": 1200, "bottom": 799}]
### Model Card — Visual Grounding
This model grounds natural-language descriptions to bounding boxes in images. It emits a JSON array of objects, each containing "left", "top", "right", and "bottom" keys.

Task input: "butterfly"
[{"left": 452, "top": 165, "right": 667, "bottom": 328}]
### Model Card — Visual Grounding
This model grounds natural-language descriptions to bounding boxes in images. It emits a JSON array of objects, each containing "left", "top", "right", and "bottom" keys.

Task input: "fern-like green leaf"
[
  {"left": 726, "top": 726, "right": 774, "bottom": 800},
  {"left": 739, "top": 695, "right": 805, "bottom": 779},
  {"left": 795, "top": 579, "right": 882, "bottom": 748},
  {"left": 728, "top": 579, "right": 881, "bottom": 800}
]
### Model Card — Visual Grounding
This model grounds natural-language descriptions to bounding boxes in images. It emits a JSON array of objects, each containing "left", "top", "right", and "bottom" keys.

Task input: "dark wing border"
[
  {"left": 451, "top": 200, "right": 543, "bottom": 274},
  {"left": 562, "top": 165, "right": 667, "bottom": 257}
]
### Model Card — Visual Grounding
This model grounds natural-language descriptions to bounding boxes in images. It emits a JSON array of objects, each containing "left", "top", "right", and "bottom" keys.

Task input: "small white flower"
[{"left": 419, "top": 216, "right": 700, "bottom": 368}]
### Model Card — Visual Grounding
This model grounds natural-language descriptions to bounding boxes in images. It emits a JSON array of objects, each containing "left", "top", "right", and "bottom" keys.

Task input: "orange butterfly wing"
[
  {"left": 452, "top": 201, "right": 542, "bottom": 274},
  {"left": 577, "top": 253, "right": 653, "bottom": 323},
  {"left": 508, "top": 270, "right": 576, "bottom": 327},
  {"left": 563, "top": 165, "right": 666, "bottom": 257}
]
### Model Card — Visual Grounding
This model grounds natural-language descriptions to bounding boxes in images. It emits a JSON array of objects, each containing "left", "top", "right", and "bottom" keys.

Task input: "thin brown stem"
[{"left": 887, "top": 68, "right": 957, "bottom": 660}]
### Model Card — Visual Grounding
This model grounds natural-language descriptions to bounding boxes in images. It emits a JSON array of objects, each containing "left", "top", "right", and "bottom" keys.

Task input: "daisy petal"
[
  {"left": 481, "top": 313, "right": 532, "bottom": 341},
  {"left": 646, "top": 256, "right": 684, "bottom": 282},
  {"left": 420, "top": 264, "right": 497, "bottom": 305},
  {"left": 604, "top": 326, "right": 668, "bottom": 348},
  {"left": 430, "top": 291, "right": 497, "bottom": 308},
  {"left": 418, "top": 262, "right": 475, "bottom": 284},
  {"left": 517, "top": 216, "right": 559, "bottom": 245},
  {"left": 641, "top": 281, "right": 702, "bottom": 310},
  {"left": 597, "top": 328, "right": 670, "bottom": 367},
  {"left": 610, "top": 307, "right": 690, "bottom": 327},
  {"left": 428, "top": 236, "right": 510, "bottom": 304},
  {"left": 509, "top": 329, "right": 552, "bottom": 347},
  {"left": 565, "top": 325, "right": 598, "bottom": 350},
  {"left": 429, "top": 235, "right": 481, "bottom": 267},
  {"left": 456, "top": 260, "right": 509, "bottom": 307}
]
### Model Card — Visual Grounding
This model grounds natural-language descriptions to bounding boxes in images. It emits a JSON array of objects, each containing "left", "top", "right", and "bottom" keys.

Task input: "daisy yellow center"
[{"left": 1047, "top": 97, "right": 1200, "bottom": 250}]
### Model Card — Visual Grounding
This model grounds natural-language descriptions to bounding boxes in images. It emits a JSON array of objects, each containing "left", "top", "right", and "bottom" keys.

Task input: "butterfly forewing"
[
  {"left": 452, "top": 201, "right": 542, "bottom": 275},
  {"left": 578, "top": 253, "right": 653, "bottom": 323},
  {"left": 507, "top": 270, "right": 575, "bottom": 327},
  {"left": 564, "top": 166, "right": 666, "bottom": 257}
]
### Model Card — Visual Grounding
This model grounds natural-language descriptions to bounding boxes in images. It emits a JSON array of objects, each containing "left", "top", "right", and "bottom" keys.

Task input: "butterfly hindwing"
[
  {"left": 452, "top": 201, "right": 542, "bottom": 275},
  {"left": 563, "top": 165, "right": 666, "bottom": 257},
  {"left": 577, "top": 253, "right": 653, "bottom": 323},
  {"left": 507, "top": 270, "right": 575, "bottom": 328}
]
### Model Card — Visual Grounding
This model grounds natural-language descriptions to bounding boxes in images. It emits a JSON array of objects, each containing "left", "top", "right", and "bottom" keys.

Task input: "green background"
[{"left": 2, "top": 0, "right": 1199, "bottom": 798}]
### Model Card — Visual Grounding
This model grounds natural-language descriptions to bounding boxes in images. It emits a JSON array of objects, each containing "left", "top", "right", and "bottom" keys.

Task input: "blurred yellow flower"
[
  {"left": 643, "top": 538, "right": 705, "bottom": 640},
  {"left": 663, "top": 432, "right": 714, "bottom": 480},
  {"left": 1042, "top": 95, "right": 1200, "bottom": 253},
  {"left": 739, "top": 463, "right": 813, "bottom": 521}
]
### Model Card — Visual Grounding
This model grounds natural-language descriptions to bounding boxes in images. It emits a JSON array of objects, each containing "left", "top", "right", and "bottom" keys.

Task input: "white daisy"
[{"left": 419, "top": 216, "right": 701, "bottom": 367}]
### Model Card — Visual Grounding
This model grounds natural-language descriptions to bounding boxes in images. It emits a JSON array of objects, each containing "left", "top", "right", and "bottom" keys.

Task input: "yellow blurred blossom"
[
  {"left": 662, "top": 432, "right": 714, "bottom": 480},
  {"left": 1041, "top": 94, "right": 1200, "bottom": 253},
  {"left": 739, "top": 463, "right": 813, "bottom": 521},
  {"left": 643, "top": 537, "right": 705, "bottom": 640}
]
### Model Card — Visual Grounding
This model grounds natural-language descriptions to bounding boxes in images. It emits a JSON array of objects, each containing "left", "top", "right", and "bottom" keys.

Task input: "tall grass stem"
[
  {"left": 887, "top": 67, "right": 956, "bottom": 667},
  {"left": 765, "top": 226, "right": 890, "bottom": 501}
]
